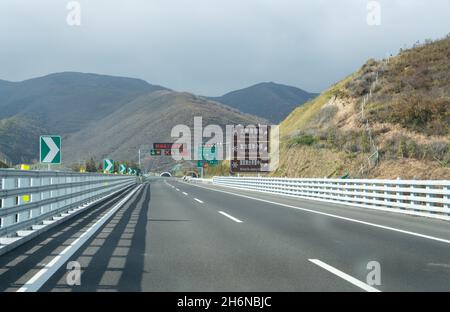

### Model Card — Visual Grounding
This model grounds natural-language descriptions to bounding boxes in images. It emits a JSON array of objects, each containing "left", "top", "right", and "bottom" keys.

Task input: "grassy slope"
[
  {"left": 275, "top": 36, "right": 450, "bottom": 179},
  {"left": 0, "top": 116, "right": 47, "bottom": 164},
  {"left": 280, "top": 75, "right": 354, "bottom": 136}
]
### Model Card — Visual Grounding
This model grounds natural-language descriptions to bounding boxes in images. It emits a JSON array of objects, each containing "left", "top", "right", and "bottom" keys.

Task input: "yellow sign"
[{"left": 20, "top": 164, "right": 30, "bottom": 170}]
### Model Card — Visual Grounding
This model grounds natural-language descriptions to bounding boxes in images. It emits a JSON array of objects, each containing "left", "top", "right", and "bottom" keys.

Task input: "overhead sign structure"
[
  {"left": 103, "top": 159, "right": 114, "bottom": 173},
  {"left": 40, "top": 135, "right": 61, "bottom": 164},
  {"left": 119, "top": 164, "right": 127, "bottom": 174}
]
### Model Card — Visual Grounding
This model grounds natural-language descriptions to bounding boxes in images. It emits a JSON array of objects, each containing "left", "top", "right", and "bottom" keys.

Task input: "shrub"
[
  {"left": 382, "top": 135, "right": 450, "bottom": 162},
  {"left": 292, "top": 134, "right": 316, "bottom": 146}
]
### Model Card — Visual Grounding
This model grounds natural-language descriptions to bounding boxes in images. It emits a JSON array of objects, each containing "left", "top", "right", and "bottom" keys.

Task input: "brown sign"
[{"left": 230, "top": 125, "right": 271, "bottom": 173}]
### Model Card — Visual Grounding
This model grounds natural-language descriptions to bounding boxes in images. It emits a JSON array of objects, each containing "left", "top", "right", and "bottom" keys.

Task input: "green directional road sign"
[
  {"left": 119, "top": 164, "right": 127, "bottom": 174},
  {"left": 127, "top": 168, "right": 137, "bottom": 175},
  {"left": 198, "top": 144, "right": 218, "bottom": 166},
  {"left": 150, "top": 149, "right": 161, "bottom": 156},
  {"left": 103, "top": 159, "right": 114, "bottom": 173},
  {"left": 40, "top": 135, "right": 61, "bottom": 164}
]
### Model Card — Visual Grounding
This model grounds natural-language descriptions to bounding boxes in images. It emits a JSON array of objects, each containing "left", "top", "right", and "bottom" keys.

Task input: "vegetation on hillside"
[
  {"left": 354, "top": 37, "right": 450, "bottom": 136},
  {"left": 277, "top": 35, "right": 450, "bottom": 179},
  {"left": 0, "top": 116, "right": 46, "bottom": 164}
]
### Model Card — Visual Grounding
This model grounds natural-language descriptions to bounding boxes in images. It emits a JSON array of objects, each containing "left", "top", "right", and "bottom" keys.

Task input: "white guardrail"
[
  {"left": 0, "top": 169, "right": 137, "bottom": 244},
  {"left": 210, "top": 176, "right": 450, "bottom": 221}
]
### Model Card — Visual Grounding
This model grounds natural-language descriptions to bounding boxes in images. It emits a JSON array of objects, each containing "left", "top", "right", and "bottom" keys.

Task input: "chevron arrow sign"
[
  {"left": 103, "top": 159, "right": 114, "bottom": 173},
  {"left": 40, "top": 135, "right": 61, "bottom": 164}
]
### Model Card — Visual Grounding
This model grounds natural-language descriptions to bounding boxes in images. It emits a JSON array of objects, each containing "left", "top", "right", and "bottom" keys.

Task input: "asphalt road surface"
[{"left": 1, "top": 179, "right": 449, "bottom": 292}]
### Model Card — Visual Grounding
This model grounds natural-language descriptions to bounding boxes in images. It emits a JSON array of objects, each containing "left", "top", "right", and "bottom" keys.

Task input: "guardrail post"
[
  {"left": 1, "top": 177, "right": 15, "bottom": 231},
  {"left": 363, "top": 182, "right": 368, "bottom": 203},
  {"left": 445, "top": 185, "right": 450, "bottom": 215},
  {"left": 17, "top": 176, "right": 30, "bottom": 223},
  {"left": 411, "top": 184, "right": 418, "bottom": 212},
  {"left": 396, "top": 177, "right": 401, "bottom": 208},
  {"left": 41, "top": 176, "right": 50, "bottom": 215},
  {"left": 50, "top": 176, "right": 57, "bottom": 211},
  {"left": 384, "top": 183, "right": 389, "bottom": 206},
  {"left": 31, "top": 175, "right": 41, "bottom": 218},
  {"left": 426, "top": 185, "right": 431, "bottom": 209}
]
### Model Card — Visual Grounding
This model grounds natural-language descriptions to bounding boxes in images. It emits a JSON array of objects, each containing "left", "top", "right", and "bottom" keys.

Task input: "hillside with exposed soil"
[{"left": 276, "top": 36, "right": 450, "bottom": 179}]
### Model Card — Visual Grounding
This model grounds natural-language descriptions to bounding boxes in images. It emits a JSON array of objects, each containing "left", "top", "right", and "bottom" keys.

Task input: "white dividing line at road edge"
[
  {"left": 183, "top": 182, "right": 450, "bottom": 245},
  {"left": 17, "top": 184, "right": 143, "bottom": 292},
  {"left": 194, "top": 198, "right": 204, "bottom": 204},
  {"left": 182, "top": 192, "right": 188, "bottom": 196},
  {"left": 309, "top": 259, "right": 381, "bottom": 292},
  {"left": 218, "top": 211, "right": 243, "bottom": 223}
]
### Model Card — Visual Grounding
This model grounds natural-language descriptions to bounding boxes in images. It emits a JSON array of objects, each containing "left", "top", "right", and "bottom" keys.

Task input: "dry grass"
[
  {"left": 365, "top": 37, "right": 450, "bottom": 135},
  {"left": 274, "top": 36, "right": 450, "bottom": 180},
  {"left": 272, "top": 145, "right": 368, "bottom": 178},
  {"left": 280, "top": 75, "right": 355, "bottom": 137}
]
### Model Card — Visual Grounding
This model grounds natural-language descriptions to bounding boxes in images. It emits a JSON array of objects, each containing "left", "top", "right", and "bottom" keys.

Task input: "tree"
[{"left": 85, "top": 157, "right": 97, "bottom": 172}]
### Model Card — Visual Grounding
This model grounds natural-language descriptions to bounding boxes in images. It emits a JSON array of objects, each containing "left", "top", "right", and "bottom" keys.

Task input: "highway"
[{"left": 1, "top": 179, "right": 450, "bottom": 292}]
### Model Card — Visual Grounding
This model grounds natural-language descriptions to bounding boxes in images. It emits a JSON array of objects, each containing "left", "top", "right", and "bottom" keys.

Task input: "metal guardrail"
[
  {"left": 212, "top": 176, "right": 450, "bottom": 221},
  {"left": 0, "top": 169, "right": 137, "bottom": 238},
  {"left": 183, "top": 177, "right": 213, "bottom": 184}
]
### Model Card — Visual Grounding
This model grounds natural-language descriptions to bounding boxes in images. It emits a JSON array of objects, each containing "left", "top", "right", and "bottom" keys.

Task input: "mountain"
[
  {"left": 276, "top": 36, "right": 450, "bottom": 180},
  {"left": 207, "top": 82, "right": 318, "bottom": 124},
  {"left": 63, "top": 91, "right": 264, "bottom": 170},
  {"left": 0, "top": 72, "right": 167, "bottom": 134},
  {"left": 0, "top": 116, "right": 47, "bottom": 164},
  {"left": 0, "top": 73, "right": 265, "bottom": 168},
  {"left": 0, "top": 79, "right": 16, "bottom": 91}
]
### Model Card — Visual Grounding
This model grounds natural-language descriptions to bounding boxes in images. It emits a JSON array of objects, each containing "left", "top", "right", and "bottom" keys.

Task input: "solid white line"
[
  {"left": 218, "top": 211, "right": 243, "bottom": 223},
  {"left": 17, "top": 184, "right": 143, "bottom": 292},
  {"left": 182, "top": 192, "right": 188, "bottom": 196},
  {"left": 194, "top": 198, "right": 204, "bottom": 203},
  {"left": 183, "top": 182, "right": 450, "bottom": 245},
  {"left": 309, "top": 259, "right": 381, "bottom": 292}
]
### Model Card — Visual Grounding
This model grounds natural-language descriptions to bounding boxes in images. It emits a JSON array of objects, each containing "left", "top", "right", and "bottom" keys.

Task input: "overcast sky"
[{"left": 0, "top": 0, "right": 449, "bottom": 95}]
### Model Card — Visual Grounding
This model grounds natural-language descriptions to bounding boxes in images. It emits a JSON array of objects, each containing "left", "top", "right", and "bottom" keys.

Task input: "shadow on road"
[
  {"left": 40, "top": 183, "right": 151, "bottom": 291},
  {"left": 0, "top": 187, "right": 132, "bottom": 292}
]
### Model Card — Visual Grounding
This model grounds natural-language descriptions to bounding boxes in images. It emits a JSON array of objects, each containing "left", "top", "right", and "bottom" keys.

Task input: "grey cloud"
[{"left": 0, "top": 0, "right": 449, "bottom": 95}]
